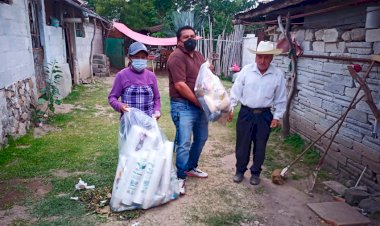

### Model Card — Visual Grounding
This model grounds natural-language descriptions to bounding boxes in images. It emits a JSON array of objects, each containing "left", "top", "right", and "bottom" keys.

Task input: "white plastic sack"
[
  {"left": 110, "top": 108, "right": 179, "bottom": 212},
  {"left": 194, "top": 61, "right": 231, "bottom": 123}
]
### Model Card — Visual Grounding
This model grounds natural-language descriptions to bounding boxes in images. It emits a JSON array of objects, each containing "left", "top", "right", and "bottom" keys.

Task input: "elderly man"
[{"left": 228, "top": 41, "right": 287, "bottom": 185}]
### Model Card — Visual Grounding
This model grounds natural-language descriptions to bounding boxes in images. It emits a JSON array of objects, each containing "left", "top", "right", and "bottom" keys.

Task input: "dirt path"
[
  {"left": 101, "top": 74, "right": 331, "bottom": 226},
  {"left": 0, "top": 75, "right": 361, "bottom": 226}
]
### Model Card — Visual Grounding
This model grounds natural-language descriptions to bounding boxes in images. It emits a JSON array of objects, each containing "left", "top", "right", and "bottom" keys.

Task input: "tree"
[{"left": 92, "top": 0, "right": 161, "bottom": 30}]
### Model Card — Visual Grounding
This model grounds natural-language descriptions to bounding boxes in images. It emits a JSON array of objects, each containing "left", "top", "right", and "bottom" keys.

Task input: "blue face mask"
[{"left": 131, "top": 59, "right": 147, "bottom": 72}]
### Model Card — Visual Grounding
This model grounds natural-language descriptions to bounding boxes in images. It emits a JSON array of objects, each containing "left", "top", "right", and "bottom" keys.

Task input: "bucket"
[{"left": 50, "top": 16, "right": 59, "bottom": 27}]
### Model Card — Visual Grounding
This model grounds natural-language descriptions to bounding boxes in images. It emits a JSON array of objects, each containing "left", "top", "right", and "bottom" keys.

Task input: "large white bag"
[
  {"left": 110, "top": 108, "right": 179, "bottom": 212},
  {"left": 194, "top": 61, "right": 231, "bottom": 123}
]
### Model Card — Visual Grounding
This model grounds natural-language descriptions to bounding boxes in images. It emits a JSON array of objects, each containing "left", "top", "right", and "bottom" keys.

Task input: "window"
[
  {"left": 75, "top": 23, "right": 85, "bottom": 37},
  {"left": 44, "top": 0, "right": 60, "bottom": 26}
]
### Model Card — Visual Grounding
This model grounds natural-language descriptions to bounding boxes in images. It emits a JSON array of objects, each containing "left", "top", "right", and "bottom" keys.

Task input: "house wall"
[
  {"left": 75, "top": 22, "right": 103, "bottom": 82},
  {"left": 0, "top": 0, "right": 37, "bottom": 146},
  {"left": 37, "top": 0, "right": 71, "bottom": 98},
  {"left": 268, "top": 8, "right": 380, "bottom": 191},
  {"left": 242, "top": 34, "right": 258, "bottom": 67}
]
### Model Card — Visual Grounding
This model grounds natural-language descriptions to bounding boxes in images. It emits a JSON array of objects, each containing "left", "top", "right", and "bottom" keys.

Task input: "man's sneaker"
[
  {"left": 233, "top": 173, "right": 244, "bottom": 183},
  {"left": 185, "top": 168, "right": 208, "bottom": 178},
  {"left": 178, "top": 179, "right": 186, "bottom": 195},
  {"left": 250, "top": 175, "right": 261, "bottom": 185}
]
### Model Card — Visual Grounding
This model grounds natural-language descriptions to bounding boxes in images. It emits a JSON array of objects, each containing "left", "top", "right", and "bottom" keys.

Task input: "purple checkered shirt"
[{"left": 108, "top": 67, "right": 161, "bottom": 117}]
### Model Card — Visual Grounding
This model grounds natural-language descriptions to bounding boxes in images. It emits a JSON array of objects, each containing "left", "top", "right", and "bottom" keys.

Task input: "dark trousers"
[{"left": 235, "top": 105, "right": 273, "bottom": 176}]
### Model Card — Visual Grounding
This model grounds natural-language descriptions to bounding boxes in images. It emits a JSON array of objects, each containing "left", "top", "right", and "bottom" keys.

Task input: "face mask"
[
  {"left": 184, "top": 38, "right": 196, "bottom": 52},
  {"left": 131, "top": 59, "right": 147, "bottom": 72}
]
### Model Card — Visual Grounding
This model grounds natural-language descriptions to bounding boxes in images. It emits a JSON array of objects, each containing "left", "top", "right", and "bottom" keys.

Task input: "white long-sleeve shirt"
[{"left": 230, "top": 63, "right": 287, "bottom": 120}]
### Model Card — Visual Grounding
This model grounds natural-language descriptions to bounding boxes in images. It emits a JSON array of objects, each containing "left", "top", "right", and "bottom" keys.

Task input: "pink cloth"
[{"left": 113, "top": 22, "right": 177, "bottom": 46}]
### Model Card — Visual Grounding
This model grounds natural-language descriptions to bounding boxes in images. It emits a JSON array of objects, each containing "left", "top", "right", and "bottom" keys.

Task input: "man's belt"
[
  {"left": 242, "top": 105, "right": 271, "bottom": 114},
  {"left": 170, "top": 97, "right": 190, "bottom": 104}
]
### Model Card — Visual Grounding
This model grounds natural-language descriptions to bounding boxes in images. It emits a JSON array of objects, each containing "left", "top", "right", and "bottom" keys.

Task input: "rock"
[
  {"left": 322, "top": 28, "right": 341, "bottom": 42},
  {"left": 345, "top": 180, "right": 355, "bottom": 188},
  {"left": 253, "top": 221, "right": 260, "bottom": 226},
  {"left": 350, "top": 28, "right": 365, "bottom": 41},
  {"left": 342, "top": 31, "right": 351, "bottom": 41},
  {"left": 305, "top": 29, "right": 315, "bottom": 41},
  {"left": 315, "top": 29, "right": 324, "bottom": 41},
  {"left": 344, "top": 188, "right": 370, "bottom": 206},
  {"left": 359, "top": 197, "right": 380, "bottom": 214}
]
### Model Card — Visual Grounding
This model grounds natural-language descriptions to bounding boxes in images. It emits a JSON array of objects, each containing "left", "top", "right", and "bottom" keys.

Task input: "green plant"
[{"left": 34, "top": 61, "right": 63, "bottom": 123}]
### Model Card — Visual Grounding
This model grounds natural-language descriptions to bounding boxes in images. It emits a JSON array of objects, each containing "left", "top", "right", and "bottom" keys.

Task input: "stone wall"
[
  {"left": 0, "top": 78, "right": 36, "bottom": 147},
  {"left": 270, "top": 26, "right": 380, "bottom": 191},
  {"left": 0, "top": 0, "right": 37, "bottom": 147}
]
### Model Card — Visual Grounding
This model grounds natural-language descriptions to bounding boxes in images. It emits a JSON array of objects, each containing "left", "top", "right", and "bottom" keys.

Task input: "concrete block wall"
[
  {"left": 271, "top": 26, "right": 380, "bottom": 191},
  {"left": 0, "top": 0, "right": 37, "bottom": 147}
]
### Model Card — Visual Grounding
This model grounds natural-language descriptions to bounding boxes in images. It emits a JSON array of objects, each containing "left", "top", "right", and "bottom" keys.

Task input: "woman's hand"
[{"left": 152, "top": 111, "right": 161, "bottom": 120}]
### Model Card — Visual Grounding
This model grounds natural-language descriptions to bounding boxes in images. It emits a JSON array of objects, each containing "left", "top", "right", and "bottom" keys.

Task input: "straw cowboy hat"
[{"left": 248, "top": 41, "right": 282, "bottom": 55}]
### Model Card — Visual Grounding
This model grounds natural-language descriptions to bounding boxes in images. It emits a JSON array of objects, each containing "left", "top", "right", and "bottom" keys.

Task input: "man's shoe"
[
  {"left": 178, "top": 179, "right": 186, "bottom": 195},
  {"left": 233, "top": 173, "right": 244, "bottom": 183},
  {"left": 250, "top": 175, "right": 261, "bottom": 185},
  {"left": 185, "top": 168, "right": 208, "bottom": 178}
]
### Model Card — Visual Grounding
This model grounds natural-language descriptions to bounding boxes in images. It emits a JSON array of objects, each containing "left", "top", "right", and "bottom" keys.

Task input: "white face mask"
[{"left": 131, "top": 59, "right": 147, "bottom": 72}]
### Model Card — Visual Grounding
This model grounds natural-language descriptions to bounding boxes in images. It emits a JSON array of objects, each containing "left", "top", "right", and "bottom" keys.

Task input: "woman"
[{"left": 108, "top": 42, "right": 161, "bottom": 119}]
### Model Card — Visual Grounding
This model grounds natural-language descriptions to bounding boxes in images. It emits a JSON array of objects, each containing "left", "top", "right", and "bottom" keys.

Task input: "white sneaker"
[
  {"left": 186, "top": 168, "right": 208, "bottom": 178},
  {"left": 178, "top": 179, "right": 186, "bottom": 195}
]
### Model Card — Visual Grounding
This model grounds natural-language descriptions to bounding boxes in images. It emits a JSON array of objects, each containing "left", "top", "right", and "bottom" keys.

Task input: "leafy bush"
[{"left": 33, "top": 61, "right": 63, "bottom": 124}]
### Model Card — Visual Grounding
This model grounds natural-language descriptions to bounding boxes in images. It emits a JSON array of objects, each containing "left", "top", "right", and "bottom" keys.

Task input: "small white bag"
[{"left": 194, "top": 61, "right": 231, "bottom": 123}]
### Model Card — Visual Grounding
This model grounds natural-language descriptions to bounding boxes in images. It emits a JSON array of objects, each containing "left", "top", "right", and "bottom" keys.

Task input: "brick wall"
[{"left": 270, "top": 26, "right": 380, "bottom": 191}]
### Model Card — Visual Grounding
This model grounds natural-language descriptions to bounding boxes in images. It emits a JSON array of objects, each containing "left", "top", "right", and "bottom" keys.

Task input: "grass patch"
[
  {"left": 284, "top": 133, "right": 304, "bottom": 154},
  {"left": 33, "top": 195, "right": 86, "bottom": 218},
  {"left": 204, "top": 212, "right": 254, "bottom": 226}
]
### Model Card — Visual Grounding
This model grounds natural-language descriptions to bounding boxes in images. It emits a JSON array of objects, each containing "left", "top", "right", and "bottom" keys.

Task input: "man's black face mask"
[{"left": 184, "top": 38, "right": 196, "bottom": 52}]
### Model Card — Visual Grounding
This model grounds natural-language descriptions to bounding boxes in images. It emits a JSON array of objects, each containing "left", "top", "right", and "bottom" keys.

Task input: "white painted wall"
[
  {"left": 93, "top": 25, "right": 103, "bottom": 54},
  {"left": 242, "top": 34, "right": 258, "bottom": 67},
  {"left": 76, "top": 23, "right": 103, "bottom": 81},
  {"left": 0, "top": 0, "right": 35, "bottom": 89},
  {"left": 37, "top": 0, "right": 72, "bottom": 98}
]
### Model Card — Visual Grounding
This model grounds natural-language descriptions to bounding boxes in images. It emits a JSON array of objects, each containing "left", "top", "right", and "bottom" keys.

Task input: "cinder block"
[
  {"left": 322, "top": 100, "right": 343, "bottom": 114},
  {"left": 325, "top": 42, "right": 346, "bottom": 53},
  {"left": 301, "top": 41, "right": 312, "bottom": 51},
  {"left": 324, "top": 83, "right": 345, "bottom": 95},
  {"left": 347, "top": 48, "right": 372, "bottom": 55},
  {"left": 373, "top": 42, "right": 380, "bottom": 54},
  {"left": 305, "top": 29, "right": 315, "bottom": 41},
  {"left": 362, "top": 157, "right": 380, "bottom": 174},
  {"left": 366, "top": 29, "right": 380, "bottom": 42},
  {"left": 322, "top": 62, "right": 345, "bottom": 75},
  {"left": 345, "top": 42, "right": 372, "bottom": 48},
  {"left": 312, "top": 41, "right": 325, "bottom": 52},
  {"left": 347, "top": 109, "right": 368, "bottom": 124},
  {"left": 294, "top": 29, "right": 305, "bottom": 43},
  {"left": 339, "top": 127, "right": 364, "bottom": 142}
]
